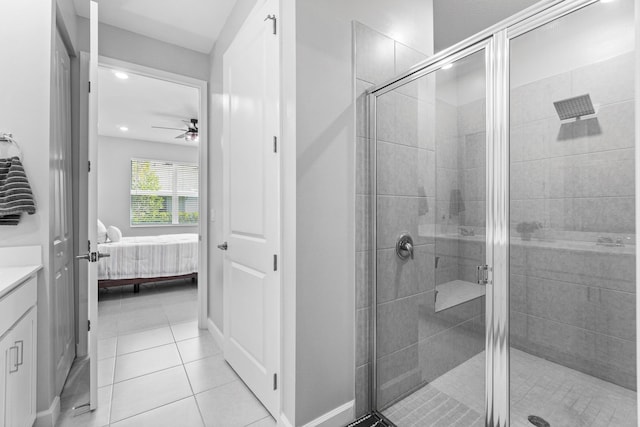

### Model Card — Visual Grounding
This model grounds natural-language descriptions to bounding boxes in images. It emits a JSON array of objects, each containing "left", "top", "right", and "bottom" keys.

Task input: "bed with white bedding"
[{"left": 97, "top": 233, "right": 198, "bottom": 290}]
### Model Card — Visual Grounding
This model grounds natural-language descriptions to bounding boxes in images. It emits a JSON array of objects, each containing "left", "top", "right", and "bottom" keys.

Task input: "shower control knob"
[{"left": 396, "top": 233, "right": 414, "bottom": 260}]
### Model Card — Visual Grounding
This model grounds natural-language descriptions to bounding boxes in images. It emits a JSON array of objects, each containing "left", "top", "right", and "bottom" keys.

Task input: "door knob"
[
  {"left": 396, "top": 233, "right": 414, "bottom": 260},
  {"left": 217, "top": 242, "right": 228, "bottom": 251}
]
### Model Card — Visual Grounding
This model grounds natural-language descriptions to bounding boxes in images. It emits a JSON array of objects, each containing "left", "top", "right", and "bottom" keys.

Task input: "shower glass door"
[
  {"left": 508, "top": 0, "right": 637, "bottom": 425},
  {"left": 373, "top": 45, "right": 490, "bottom": 426}
]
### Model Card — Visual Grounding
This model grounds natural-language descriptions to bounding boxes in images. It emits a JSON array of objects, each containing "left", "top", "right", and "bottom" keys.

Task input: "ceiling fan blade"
[
  {"left": 175, "top": 132, "right": 187, "bottom": 139},
  {"left": 152, "top": 126, "right": 186, "bottom": 131}
]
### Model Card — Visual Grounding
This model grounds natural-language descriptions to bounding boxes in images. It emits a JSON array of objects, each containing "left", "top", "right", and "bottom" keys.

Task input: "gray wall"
[
  {"left": 76, "top": 17, "right": 210, "bottom": 81},
  {"left": 509, "top": 52, "right": 636, "bottom": 390},
  {"left": 97, "top": 136, "right": 199, "bottom": 237},
  {"left": 0, "top": 0, "right": 82, "bottom": 417},
  {"left": 296, "top": 0, "right": 434, "bottom": 421}
]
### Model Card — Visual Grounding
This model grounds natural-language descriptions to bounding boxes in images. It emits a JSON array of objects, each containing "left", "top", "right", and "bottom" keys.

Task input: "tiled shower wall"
[
  {"left": 354, "top": 21, "right": 429, "bottom": 416},
  {"left": 354, "top": 22, "right": 485, "bottom": 416},
  {"left": 509, "top": 52, "right": 636, "bottom": 390}
]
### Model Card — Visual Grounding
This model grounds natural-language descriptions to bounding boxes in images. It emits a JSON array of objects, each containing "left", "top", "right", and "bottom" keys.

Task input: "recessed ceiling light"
[
  {"left": 119, "top": 126, "right": 129, "bottom": 132},
  {"left": 442, "top": 63, "right": 453, "bottom": 70},
  {"left": 114, "top": 71, "right": 129, "bottom": 80}
]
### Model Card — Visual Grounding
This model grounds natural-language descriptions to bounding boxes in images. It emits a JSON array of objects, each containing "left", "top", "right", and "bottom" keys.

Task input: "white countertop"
[{"left": 0, "top": 265, "right": 41, "bottom": 299}]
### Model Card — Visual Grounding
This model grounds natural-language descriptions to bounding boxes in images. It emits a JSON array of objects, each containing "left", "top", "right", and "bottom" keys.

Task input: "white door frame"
[{"left": 81, "top": 56, "right": 210, "bottom": 332}]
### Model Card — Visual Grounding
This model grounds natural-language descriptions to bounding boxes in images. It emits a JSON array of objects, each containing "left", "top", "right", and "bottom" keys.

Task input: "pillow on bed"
[
  {"left": 107, "top": 226, "right": 122, "bottom": 243},
  {"left": 97, "top": 219, "right": 108, "bottom": 243}
]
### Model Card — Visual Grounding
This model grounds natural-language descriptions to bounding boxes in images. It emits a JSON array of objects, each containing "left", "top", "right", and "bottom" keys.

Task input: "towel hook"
[{"left": 0, "top": 132, "right": 23, "bottom": 160}]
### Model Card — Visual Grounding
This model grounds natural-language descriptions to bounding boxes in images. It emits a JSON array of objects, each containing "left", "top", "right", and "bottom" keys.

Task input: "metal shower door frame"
[{"left": 366, "top": 0, "right": 605, "bottom": 425}]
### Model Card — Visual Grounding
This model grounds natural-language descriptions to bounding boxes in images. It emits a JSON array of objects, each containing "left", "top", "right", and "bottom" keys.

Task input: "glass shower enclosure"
[{"left": 366, "top": 0, "right": 637, "bottom": 426}]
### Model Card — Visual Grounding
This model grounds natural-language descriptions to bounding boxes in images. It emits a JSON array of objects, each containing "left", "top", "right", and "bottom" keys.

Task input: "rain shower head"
[{"left": 553, "top": 94, "right": 596, "bottom": 121}]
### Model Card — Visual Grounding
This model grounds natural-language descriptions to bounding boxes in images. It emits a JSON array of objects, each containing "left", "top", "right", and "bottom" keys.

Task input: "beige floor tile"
[
  {"left": 117, "top": 326, "right": 174, "bottom": 355},
  {"left": 114, "top": 343, "right": 182, "bottom": 383},
  {"left": 246, "top": 416, "right": 277, "bottom": 427},
  {"left": 110, "top": 396, "right": 204, "bottom": 427},
  {"left": 185, "top": 354, "right": 239, "bottom": 394},
  {"left": 117, "top": 306, "right": 170, "bottom": 335},
  {"left": 196, "top": 381, "right": 269, "bottom": 427},
  {"left": 98, "top": 337, "right": 117, "bottom": 360},
  {"left": 171, "top": 320, "right": 205, "bottom": 342},
  {"left": 177, "top": 333, "right": 222, "bottom": 364},
  {"left": 110, "top": 366, "right": 192, "bottom": 423},
  {"left": 98, "top": 357, "right": 115, "bottom": 387}
]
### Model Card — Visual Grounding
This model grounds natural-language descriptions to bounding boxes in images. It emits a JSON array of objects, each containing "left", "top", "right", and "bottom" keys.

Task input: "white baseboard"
[
  {"left": 280, "top": 413, "right": 294, "bottom": 427},
  {"left": 207, "top": 318, "right": 224, "bottom": 350},
  {"left": 34, "top": 395, "right": 60, "bottom": 427},
  {"left": 301, "top": 400, "right": 354, "bottom": 427}
]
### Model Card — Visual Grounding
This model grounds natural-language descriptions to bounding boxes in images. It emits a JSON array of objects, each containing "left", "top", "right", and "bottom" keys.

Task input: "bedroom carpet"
[{"left": 56, "top": 279, "right": 275, "bottom": 427}]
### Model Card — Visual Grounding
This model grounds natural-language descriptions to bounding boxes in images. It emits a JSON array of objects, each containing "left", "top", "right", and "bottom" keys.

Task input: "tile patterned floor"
[
  {"left": 56, "top": 280, "right": 275, "bottom": 427},
  {"left": 383, "top": 348, "right": 637, "bottom": 427}
]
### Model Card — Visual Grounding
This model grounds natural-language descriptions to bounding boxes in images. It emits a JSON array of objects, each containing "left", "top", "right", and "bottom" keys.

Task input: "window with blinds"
[{"left": 130, "top": 159, "right": 199, "bottom": 226}]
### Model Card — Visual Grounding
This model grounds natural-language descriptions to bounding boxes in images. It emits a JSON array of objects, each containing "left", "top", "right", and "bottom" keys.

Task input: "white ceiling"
[
  {"left": 73, "top": 0, "right": 237, "bottom": 53},
  {"left": 98, "top": 66, "right": 200, "bottom": 145}
]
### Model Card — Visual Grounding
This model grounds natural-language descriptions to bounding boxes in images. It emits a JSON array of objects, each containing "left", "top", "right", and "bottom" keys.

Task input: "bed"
[{"left": 97, "top": 233, "right": 198, "bottom": 292}]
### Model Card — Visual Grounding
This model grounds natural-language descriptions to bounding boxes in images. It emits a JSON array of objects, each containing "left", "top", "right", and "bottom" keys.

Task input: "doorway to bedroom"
[
  {"left": 57, "top": 57, "right": 212, "bottom": 425},
  {"left": 93, "top": 63, "right": 207, "bottom": 419}
]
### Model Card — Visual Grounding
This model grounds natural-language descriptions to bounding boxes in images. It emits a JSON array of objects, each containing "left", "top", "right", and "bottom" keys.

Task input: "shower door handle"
[{"left": 476, "top": 265, "right": 490, "bottom": 285}]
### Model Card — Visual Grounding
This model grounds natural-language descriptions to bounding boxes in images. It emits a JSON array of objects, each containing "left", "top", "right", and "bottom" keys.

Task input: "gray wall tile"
[
  {"left": 376, "top": 295, "right": 419, "bottom": 357},
  {"left": 571, "top": 52, "right": 635, "bottom": 105},
  {"left": 355, "top": 364, "right": 370, "bottom": 418},
  {"left": 356, "top": 137, "right": 371, "bottom": 195},
  {"left": 357, "top": 308, "right": 370, "bottom": 366},
  {"left": 419, "top": 318, "right": 484, "bottom": 384},
  {"left": 377, "top": 141, "right": 419, "bottom": 196},
  {"left": 356, "top": 79, "right": 372, "bottom": 139},
  {"left": 354, "top": 22, "right": 395, "bottom": 84},
  {"left": 376, "top": 343, "right": 422, "bottom": 409},
  {"left": 377, "top": 196, "right": 435, "bottom": 249},
  {"left": 356, "top": 250, "right": 371, "bottom": 309}
]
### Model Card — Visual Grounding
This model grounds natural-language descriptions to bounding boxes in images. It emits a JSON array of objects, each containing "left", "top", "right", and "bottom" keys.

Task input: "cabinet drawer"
[{"left": 0, "top": 276, "right": 36, "bottom": 337}]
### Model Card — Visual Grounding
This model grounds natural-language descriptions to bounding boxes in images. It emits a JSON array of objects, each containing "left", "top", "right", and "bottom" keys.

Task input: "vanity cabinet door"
[{"left": 4, "top": 309, "right": 36, "bottom": 427}]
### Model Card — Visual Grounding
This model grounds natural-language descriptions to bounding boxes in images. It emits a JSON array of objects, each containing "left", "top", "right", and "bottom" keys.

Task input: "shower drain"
[{"left": 528, "top": 415, "right": 551, "bottom": 427}]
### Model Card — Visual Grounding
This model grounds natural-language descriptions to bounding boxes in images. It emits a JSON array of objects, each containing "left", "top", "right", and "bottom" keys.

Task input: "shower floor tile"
[{"left": 382, "top": 348, "right": 637, "bottom": 427}]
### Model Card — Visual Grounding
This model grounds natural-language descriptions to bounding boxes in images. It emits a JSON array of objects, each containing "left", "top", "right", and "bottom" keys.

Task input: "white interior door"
[
  {"left": 222, "top": 0, "right": 280, "bottom": 418},
  {"left": 52, "top": 28, "right": 75, "bottom": 394},
  {"left": 87, "top": 0, "right": 99, "bottom": 410}
]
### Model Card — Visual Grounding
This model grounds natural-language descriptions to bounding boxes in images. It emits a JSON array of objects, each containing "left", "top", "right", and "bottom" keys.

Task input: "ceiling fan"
[{"left": 152, "top": 118, "right": 199, "bottom": 142}]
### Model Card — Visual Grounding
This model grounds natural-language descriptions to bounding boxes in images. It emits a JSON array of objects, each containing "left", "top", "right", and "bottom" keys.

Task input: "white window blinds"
[{"left": 130, "top": 159, "right": 199, "bottom": 226}]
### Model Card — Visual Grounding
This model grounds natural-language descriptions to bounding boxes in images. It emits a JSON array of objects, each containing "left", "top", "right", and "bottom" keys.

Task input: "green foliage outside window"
[{"left": 130, "top": 160, "right": 199, "bottom": 226}]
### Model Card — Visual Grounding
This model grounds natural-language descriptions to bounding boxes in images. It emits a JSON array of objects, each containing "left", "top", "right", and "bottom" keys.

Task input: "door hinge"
[
  {"left": 88, "top": 81, "right": 91, "bottom": 93},
  {"left": 87, "top": 240, "right": 91, "bottom": 252},
  {"left": 88, "top": 160, "right": 91, "bottom": 172},
  {"left": 88, "top": 320, "right": 91, "bottom": 331},
  {"left": 273, "top": 373, "right": 278, "bottom": 390},
  {"left": 476, "top": 265, "right": 491, "bottom": 285},
  {"left": 264, "top": 14, "right": 277, "bottom": 35},
  {"left": 273, "top": 136, "right": 278, "bottom": 153},
  {"left": 273, "top": 254, "right": 278, "bottom": 271}
]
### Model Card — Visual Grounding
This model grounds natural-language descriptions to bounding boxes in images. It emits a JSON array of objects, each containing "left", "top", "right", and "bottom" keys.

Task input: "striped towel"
[{"left": 0, "top": 156, "right": 36, "bottom": 225}]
